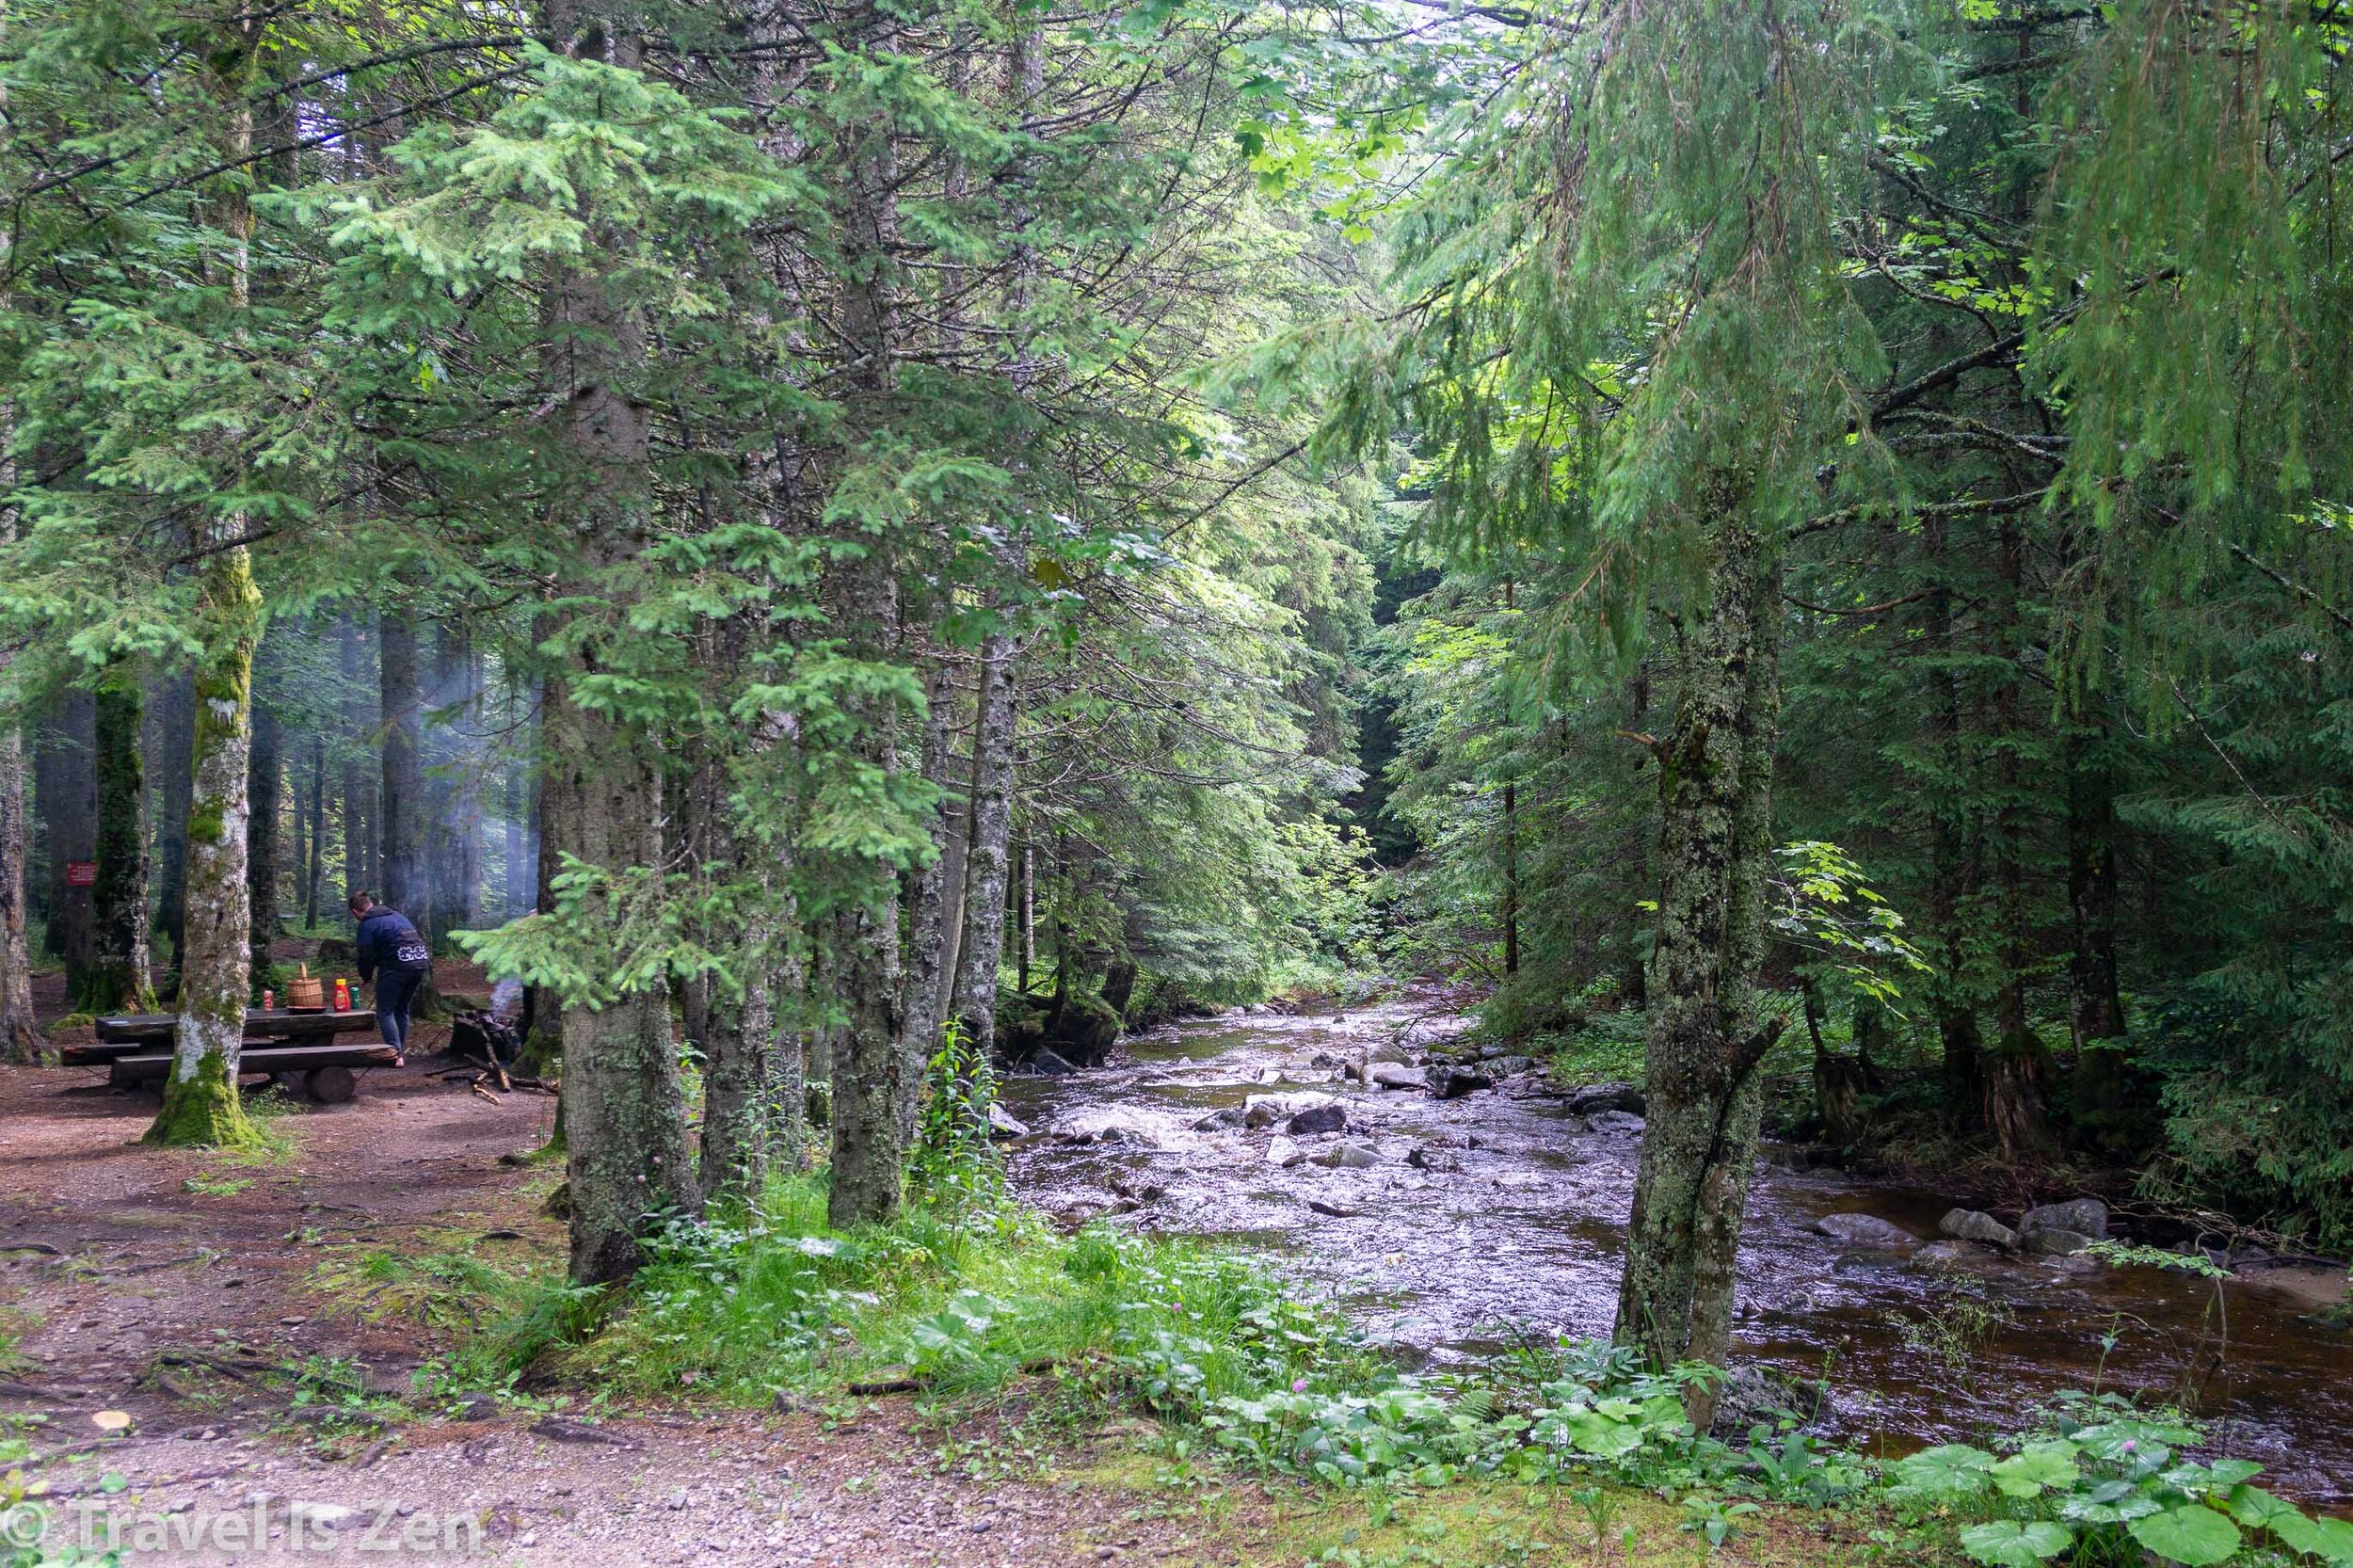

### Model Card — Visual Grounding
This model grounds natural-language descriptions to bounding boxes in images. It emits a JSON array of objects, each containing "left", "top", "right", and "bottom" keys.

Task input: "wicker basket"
[{"left": 286, "top": 963, "right": 325, "bottom": 1012}]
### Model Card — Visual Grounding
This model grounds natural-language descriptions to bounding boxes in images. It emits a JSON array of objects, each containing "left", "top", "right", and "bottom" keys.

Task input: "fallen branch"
[{"left": 469, "top": 1080, "right": 504, "bottom": 1106}]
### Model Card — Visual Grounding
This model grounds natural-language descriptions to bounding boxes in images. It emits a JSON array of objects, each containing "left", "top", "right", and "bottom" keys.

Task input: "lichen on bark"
[{"left": 1613, "top": 496, "right": 1785, "bottom": 1420}]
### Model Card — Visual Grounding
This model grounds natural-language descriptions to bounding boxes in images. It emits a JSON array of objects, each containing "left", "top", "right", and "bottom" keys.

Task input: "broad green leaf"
[
  {"left": 2225, "top": 1482, "right": 2302, "bottom": 1532},
  {"left": 2126, "top": 1504, "right": 2241, "bottom": 1566},
  {"left": 1959, "top": 1520, "right": 2073, "bottom": 1565},
  {"left": 1895, "top": 1444, "right": 1997, "bottom": 1496},
  {"left": 2271, "top": 1511, "right": 2353, "bottom": 1564},
  {"left": 1992, "top": 1442, "right": 2081, "bottom": 1496}
]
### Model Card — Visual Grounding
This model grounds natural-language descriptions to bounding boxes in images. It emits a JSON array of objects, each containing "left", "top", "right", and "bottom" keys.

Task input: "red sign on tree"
[{"left": 64, "top": 861, "right": 96, "bottom": 888}]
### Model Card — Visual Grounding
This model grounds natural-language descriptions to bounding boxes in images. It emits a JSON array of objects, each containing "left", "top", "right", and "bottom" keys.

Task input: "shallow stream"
[{"left": 1000, "top": 993, "right": 2352, "bottom": 1503}]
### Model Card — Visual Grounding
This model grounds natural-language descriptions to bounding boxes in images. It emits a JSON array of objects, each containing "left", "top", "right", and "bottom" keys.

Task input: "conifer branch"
[{"left": 2228, "top": 543, "right": 2353, "bottom": 637}]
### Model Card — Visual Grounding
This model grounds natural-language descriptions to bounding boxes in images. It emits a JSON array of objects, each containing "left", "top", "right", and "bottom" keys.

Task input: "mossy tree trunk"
[
  {"left": 1613, "top": 504, "right": 1785, "bottom": 1416},
  {"left": 149, "top": 547, "right": 264, "bottom": 1148},
  {"left": 81, "top": 665, "right": 155, "bottom": 1015},
  {"left": 150, "top": 18, "right": 264, "bottom": 1150}
]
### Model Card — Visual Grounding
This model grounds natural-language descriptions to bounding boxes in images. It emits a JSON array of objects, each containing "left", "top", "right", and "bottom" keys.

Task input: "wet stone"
[
  {"left": 1939, "top": 1208, "right": 2019, "bottom": 1249},
  {"left": 1812, "top": 1212, "right": 1919, "bottom": 1249},
  {"left": 1286, "top": 1102, "right": 1347, "bottom": 1136},
  {"left": 2021, "top": 1197, "right": 2108, "bottom": 1240}
]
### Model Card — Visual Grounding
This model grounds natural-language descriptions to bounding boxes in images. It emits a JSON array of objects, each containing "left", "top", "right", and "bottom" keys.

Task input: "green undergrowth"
[
  {"left": 571, "top": 1175, "right": 1385, "bottom": 1416},
  {"left": 321, "top": 1057, "right": 2342, "bottom": 1568}
]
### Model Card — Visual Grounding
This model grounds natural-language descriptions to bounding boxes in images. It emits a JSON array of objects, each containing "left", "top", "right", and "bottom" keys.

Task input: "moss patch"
[
  {"left": 144, "top": 1048, "right": 264, "bottom": 1150},
  {"left": 1063, "top": 1452, "right": 1893, "bottom": 1568}
]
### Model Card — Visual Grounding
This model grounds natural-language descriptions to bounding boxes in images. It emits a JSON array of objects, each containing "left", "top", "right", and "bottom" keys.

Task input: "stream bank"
[{"left": 999, "top": 990, "right": 2352, "bottom": 1504}]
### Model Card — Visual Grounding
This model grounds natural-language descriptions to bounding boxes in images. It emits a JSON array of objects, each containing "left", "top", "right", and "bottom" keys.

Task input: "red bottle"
[
  {"left": 262, "top": 988, "right": 275, "bottom": 1012},
  {"left": 332, "top": 977, "right": 351, "bottom": 1013}
]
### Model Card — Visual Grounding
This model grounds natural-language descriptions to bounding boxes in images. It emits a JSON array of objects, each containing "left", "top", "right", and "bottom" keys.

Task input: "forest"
[{"left": 0, "top": 0, "right": 2348, "bottom": 1564}]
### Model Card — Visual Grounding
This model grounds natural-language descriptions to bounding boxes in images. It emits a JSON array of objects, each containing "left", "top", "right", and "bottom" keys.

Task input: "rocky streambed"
[{"left": 998, "top": 991, "right": 2353, "bottom": 1504}]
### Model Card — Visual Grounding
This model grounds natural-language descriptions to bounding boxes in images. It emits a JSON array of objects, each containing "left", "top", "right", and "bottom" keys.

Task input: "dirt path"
[{"left": 0, "top": 1041, "right": 1189, "bottom": 1566}]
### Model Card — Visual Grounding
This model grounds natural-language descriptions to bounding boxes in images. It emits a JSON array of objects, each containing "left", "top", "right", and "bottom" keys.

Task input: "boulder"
[
  {"left": 1706, "top": 1364, "right": 1833, "bottom": 1439},
  {"left": 2021, "top": 1197, "right": 2108, "bottom": 1241},
  {"left": 2025, "top": 1226, "right": 2097, "bottom": 1257},
  {"left": 1057, "top": 1108, "right": 1162, "bottom": 1146},
  {"left": 1583, "top": 1110, "right": 1646, "bottom": 1136},
  {"left": 1244, "top": 1092, "right": 1335, "bottom": 1129},
  {"left": 1287, "top": 1101, "right": 1348, "bottom": 1136},
  {"left": 1025, "top": 1048, "right": 1079, "bottom": 1078},
  {"left": 1939, "top": 1208, "right": 2020, "bottom": 1250},
  {"left": 1811, "top": 1212, "right": 1919, "bottom": 1249},
  {"left": 1485, "top": 1055, "right": 1536, "bottom": 1077},
  {"left": 1433, "top": 1067, "right": 1495, "bottom": 1101},
  {"left": 1305, "top": 1198, "right": 1360, "bottom": 1218},
  {"left": 1314, "top": 1141, "right": 1382, "bottom": 1170},
  {"left": 1369, "top": 1064, "right": 1429, "bottom": 1092},
  {"left": 1190, "top": 1106, "right": 1245, "bottom": 1132},
  {"left": 1406, "top": 1144, "right": 1461, "bottom": 1173},
  {"left": 1367, "top": 1041, "right": 1416, "bottom": 1065},
  {"left": 1266, "top": 1136, "right": 1304, "bottom": 1167},
  {"left": 986, "top": 1104, "right": 1030, "bottom": 1141},
  {"left": 1309, "top": 1051, "right": 1343, "bottom": 1069},
  {"left": 1564, "top": 1081, "right": 1646, "bottom": 1116}
]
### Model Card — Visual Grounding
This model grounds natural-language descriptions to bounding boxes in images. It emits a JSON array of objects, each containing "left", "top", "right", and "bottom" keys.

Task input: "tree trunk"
[
  {"left": 0, "top": 35, "right": 39, "bottom": 1064},
  {"left": 337, "top": 616, "right": 375, "bottom": 900},
  {"left": 896, "top": 659, "right": 956, "bottom": 1138},
  {"left": 1984, "top": 517, "right": 2054, "bottom": 1160},
  {"left": 246, "top": 649, "right": 281, "bottom": 983},
  {"left": 0, "top": 726, "right": 43, "bottom": 1063},
  {"left": 148, "top": 547, "right": 264, "bottom": 1147},
  {"left": 503, "top": 760, "right": 527, "bottom": 920},
  {"left": 950, "top": 628, "right": 1016, "bottom": 1050},
  {"left": 304, "top": 736, "right": 325, "bottom": 930},
  {"left": 378, "top": 613, "right": 426, "bottom": 929},
  {"left": 153, "top": 670, "right": 194, "bottom": 961},
  {"left": 539, "top": 0, "right": 699, "bottom": 1286},
  {"left": 1613, "top": 505, "right": 1784, "bottom": 1412},
  {"left": 2066, "top": 727, "right": 2126, "bottom": 1043},
  {"left": 1922, "top": 515, "right": 1981, "bottom": 1119},
  {"left": 82, "top": 666, "right": 155, "bottom": 1014},
  {"left": 151, "top": 29, "right": 266, "bottom": 1145},
  {"left": 818, "top": 0, "right": 911, "bottom": 1231},
  {"left": 38, "top": 694, "right": 95, "bottom": 981}
]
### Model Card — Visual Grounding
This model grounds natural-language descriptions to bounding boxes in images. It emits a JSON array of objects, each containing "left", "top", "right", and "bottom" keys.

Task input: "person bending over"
[{"left": 350, "top": 890, "right": 432, "bottom": 1066}]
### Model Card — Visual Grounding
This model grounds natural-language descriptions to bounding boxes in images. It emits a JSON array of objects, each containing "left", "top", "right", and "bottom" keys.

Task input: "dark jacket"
[{"left": 355, "top": 907, "right": 432, "bottom": 982}]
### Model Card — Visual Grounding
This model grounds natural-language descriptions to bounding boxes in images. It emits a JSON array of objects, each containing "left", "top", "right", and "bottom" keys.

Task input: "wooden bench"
[{"left": 106, "top": 1042, "right": 398, "bottom": 1104}]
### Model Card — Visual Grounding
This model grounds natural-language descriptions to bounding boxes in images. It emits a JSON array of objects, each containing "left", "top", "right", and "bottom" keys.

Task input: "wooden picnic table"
[
  {"left": 92, "top": 1009, "right": 380, "bottom": 1046},
  {"left": 104, "top": 1041, "right": 399, "bottom": 1104}
]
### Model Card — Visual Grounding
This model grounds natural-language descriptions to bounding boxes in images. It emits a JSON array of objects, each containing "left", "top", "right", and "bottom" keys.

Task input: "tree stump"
[{"left": 303, "top": 1064, "right": 357, "bottom": 1104}]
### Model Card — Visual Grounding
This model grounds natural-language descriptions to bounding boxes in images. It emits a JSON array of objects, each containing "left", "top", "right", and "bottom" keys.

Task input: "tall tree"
[
  {"left": 81, "top": 664, "right": 153, "bottom": 1013},
  {"left": 378, "top": 614, "right": 425, "bottom": 924}
]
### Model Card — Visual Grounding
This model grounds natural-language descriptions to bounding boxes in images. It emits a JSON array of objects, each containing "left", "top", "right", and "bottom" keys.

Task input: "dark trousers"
[{"left": 375, "top": 968, "right": 427, "bottom": 1054}]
